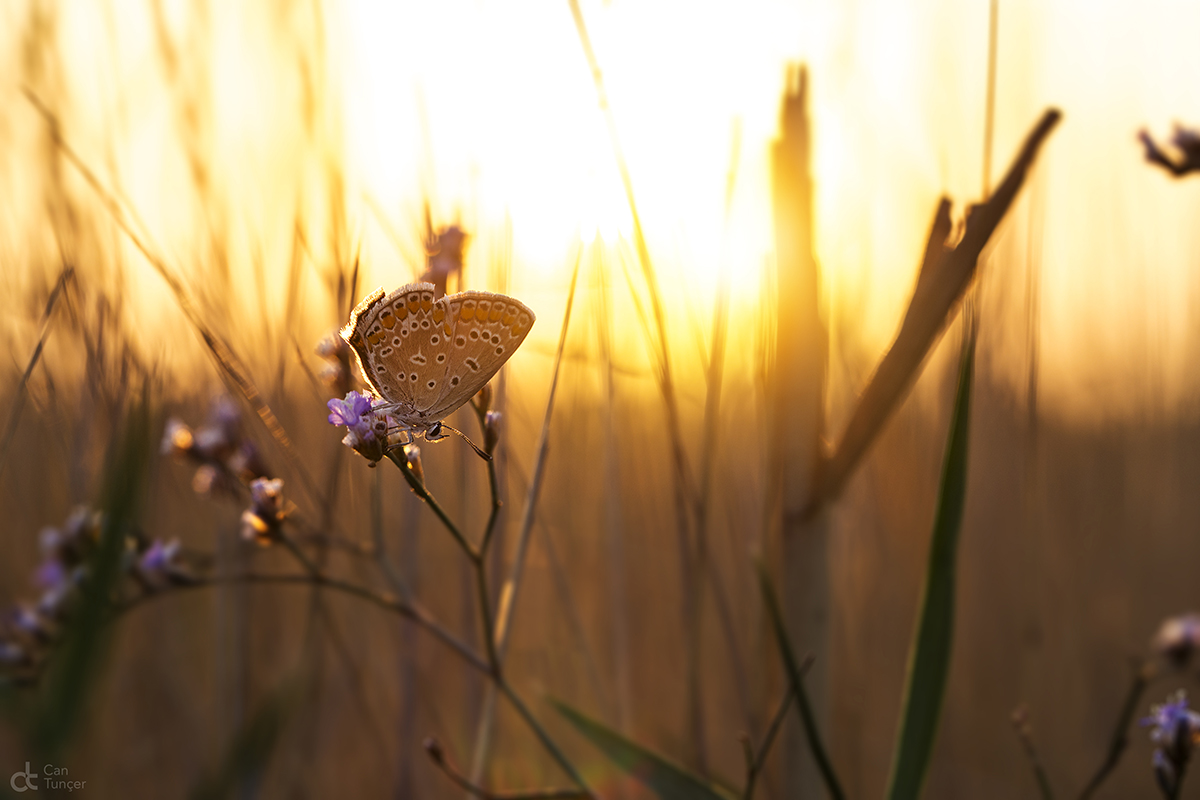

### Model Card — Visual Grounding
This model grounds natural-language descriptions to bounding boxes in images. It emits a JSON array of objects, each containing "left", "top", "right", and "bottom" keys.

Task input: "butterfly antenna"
[{"left": 441, "top": 423, "right": 492, "bottom": 462}]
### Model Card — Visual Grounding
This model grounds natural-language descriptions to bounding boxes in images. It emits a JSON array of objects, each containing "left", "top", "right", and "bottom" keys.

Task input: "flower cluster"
[
  {"left": 162, "top": 396, "right": 268, "bottom": 496},
  {"left": 1154, "top": 612, "right": 1200, "bottom": 669},
  {"left": 1144, "top": 691, "right": 1200, "bottom": 797},
  {"left": 327, "top": 391, "right": 391, "bottom": 463},
  {"left": 315, "top": 332, "right": 355, "bottom": 398},
  {"left": 240, "top": 477, "right": 287, "bottom": 544},
  {"left": 0, "top": 507, "right": 190, "bottom": 677}
]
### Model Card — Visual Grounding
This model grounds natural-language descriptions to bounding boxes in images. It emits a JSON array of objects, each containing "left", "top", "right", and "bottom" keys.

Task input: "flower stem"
[{"left": 385, "top": 449, "right": 479, "bottom": 561}]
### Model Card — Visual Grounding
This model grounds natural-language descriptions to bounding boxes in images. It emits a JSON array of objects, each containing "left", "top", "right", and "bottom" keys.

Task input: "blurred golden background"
[{"left": 3, "top": 0, "right": 1200, "bottom": 797}]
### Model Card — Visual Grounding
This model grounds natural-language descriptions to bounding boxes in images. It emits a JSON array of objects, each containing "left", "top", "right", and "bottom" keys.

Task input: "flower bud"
[
  {"left": 423, "top": 737, "right": 444, "bottom": 764},
  {"left": 1154, "top": 612, "right": 1200, "bottom": 668},
  {"left": 484, "top": 411, "right": 502, "bottom": 454},
  {"left": 404, "top": 444, "right": 425, "bottom": 486},
  {"left": 241, "top": 478, "right": 286, "bottom": 543}
]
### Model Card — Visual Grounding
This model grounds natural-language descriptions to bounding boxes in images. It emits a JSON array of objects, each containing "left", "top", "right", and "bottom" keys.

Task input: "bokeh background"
[{"left": 3, "top": 0, "right": 1200, "bottom": 797}]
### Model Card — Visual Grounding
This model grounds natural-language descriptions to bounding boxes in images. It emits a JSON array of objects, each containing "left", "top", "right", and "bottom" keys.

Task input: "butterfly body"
[{"left": 341, "top": 282, "right": 535, "bottom": 440}]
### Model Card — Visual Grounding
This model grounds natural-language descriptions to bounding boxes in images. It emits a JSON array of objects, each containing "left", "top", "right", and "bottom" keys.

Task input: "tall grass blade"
[
  {"left": 0, "top": 266, "right": 73, "bottom": 483},
  {"left": 467, "top": 247, "right": 583, "bottom": 788},
  {"left": 31, "top": 380, "right": 154, "bottom": 757},
  {"left": 189, "top": 675, "right": 302, "bottom": 800},
  {"left": 884, "top": 325, "right": 977, "bottom": 800},
  {"left": 550, "top": 699, "right": 735, "bottom": 800}
]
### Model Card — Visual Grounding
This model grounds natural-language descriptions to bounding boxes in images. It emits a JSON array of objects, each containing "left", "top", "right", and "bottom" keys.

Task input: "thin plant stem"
[
  {"left": 0, "top": 265, "right": 73, "bottom": 484},
  {"left": 479, "top": 439, "right": 504, "bottom": 557},
  {"left": 565, "top": 0, "right": 705, "bottom": 767},
  {"left": 372, "top": 465, "right": 410, "bottom": 598},
  {"left": 426, "top": 737, "right": 589, "bottom": 800},
  {"left": 474, "top": 556, "right": 500, "bottom": 674},
  {"left": 278, "top": 529, "right": 324, "bottom": 577},
  {"left": 1011, "top": 706, "right": 1055, "bottom": 800},
  {"left": 742, "top": 685, "right": 798, "bottom": 800},
  {"left": 386, "top": 449, "right": 479, "bottom": 561},
  {"left": 373, "top": 353, "right": 587, "bottom": 796},
  {"left": 22, "top": 89, "right": 326, "bottom": 506},
  {"left": 465, "top": 248, "right": 583, "bottom": 793},
  {"left": 757, "top": 564, "right": 845, "bottom": 800},
  {"left": 118, "top": 572, "right": 488, "bottom": 674},
  {"left": 496, "top": 677, "right": 595, "bottom": 799},
  {"left": 1078, "top": 659, "right": 1155, "bottom": 800}
]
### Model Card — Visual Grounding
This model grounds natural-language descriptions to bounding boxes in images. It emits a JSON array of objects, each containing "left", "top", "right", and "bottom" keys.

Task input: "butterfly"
[{"left": 341, "top": 282, "right": 535, "bottom": 444}]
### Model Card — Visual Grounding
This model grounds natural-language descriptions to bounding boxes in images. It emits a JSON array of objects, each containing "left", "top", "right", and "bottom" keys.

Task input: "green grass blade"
[
  {"left": 31, "top": 382, "right": 155, "bottom": 757},
  {"left": 885, "top": 328, "right": 977, "bottom": 800},
  {"left": 550, "top": 699, "right": 735, "bottom": 800},
  {"left": 189, "top": 674, "right": 302, "bottom": 800},
  {"left": 756, "top": 563, "right": 846, "bottom": 800}
]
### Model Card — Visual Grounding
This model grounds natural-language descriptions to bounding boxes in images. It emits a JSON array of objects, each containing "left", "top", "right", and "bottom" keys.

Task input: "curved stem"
[
  {"left": 427, "top": 737, "right": 588, "bottom": 800},
  {"left": 386, "top": 449, "right": 479, "bottom": 561},
  {"left": 119, "top": 572, "right": 488, "bottom": 674},
  {"left": 496, "top": 677, "right": 595, "bottom": 799},
  {"left": 480, "top": 456, "right": 503, "bottom": 558}
]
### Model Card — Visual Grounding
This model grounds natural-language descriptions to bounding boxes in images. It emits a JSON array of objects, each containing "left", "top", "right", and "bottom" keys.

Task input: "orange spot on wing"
[{"left": 380, "top": 310, "right": 396, "bottom": 329}]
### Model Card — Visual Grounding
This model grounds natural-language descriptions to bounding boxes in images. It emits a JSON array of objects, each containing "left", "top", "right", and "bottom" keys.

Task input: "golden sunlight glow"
[{"left": 7, "top": 1, "right": 1200, "bottom": 422}]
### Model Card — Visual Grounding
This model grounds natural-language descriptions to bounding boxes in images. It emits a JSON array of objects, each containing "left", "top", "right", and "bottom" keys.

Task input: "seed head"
[{"left": 1154, "top": 612, "right": 1200, "bottom": 668}]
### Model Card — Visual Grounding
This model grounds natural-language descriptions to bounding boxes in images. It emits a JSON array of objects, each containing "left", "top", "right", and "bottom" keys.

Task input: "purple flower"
[
  {"left": 138, "top": 539, "right": 183, "bottom": 588},
  {"left": 327, "top": 391, "right": 389, "bottom": 463},
  {"left": 33, "top": 559, "right": 66, "bottom": 591},
  {"left": 0, "top": 640, "right": 27, "bottom": 667},
  {"left": 1144, "top": 690, "right": 1200, "bottom": 796},
  {"left": 1144, "top": 692, "right": 1200, "bottom": 747},
  {"left": 327, "top": 391, "right": 375, "bottom": 433},
  {"left": 10, "top": 604, "right": 51, "bottom": 642}
]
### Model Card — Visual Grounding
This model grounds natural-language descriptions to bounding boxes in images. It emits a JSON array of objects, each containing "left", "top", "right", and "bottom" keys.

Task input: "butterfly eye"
[{"left": 428, "top": 422, "right": 442, "bottom": 438}]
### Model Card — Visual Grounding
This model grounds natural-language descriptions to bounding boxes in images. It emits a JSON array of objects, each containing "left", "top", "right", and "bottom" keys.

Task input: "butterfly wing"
[
  {"left": 342, "top": 287, "right": 405, "bottom": 402},
  {"left": 422, "top": 290, "right": 536, "bottom": 420},
  {"left": 342, "top": 283, "right": 456, "bottom": 416}
]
